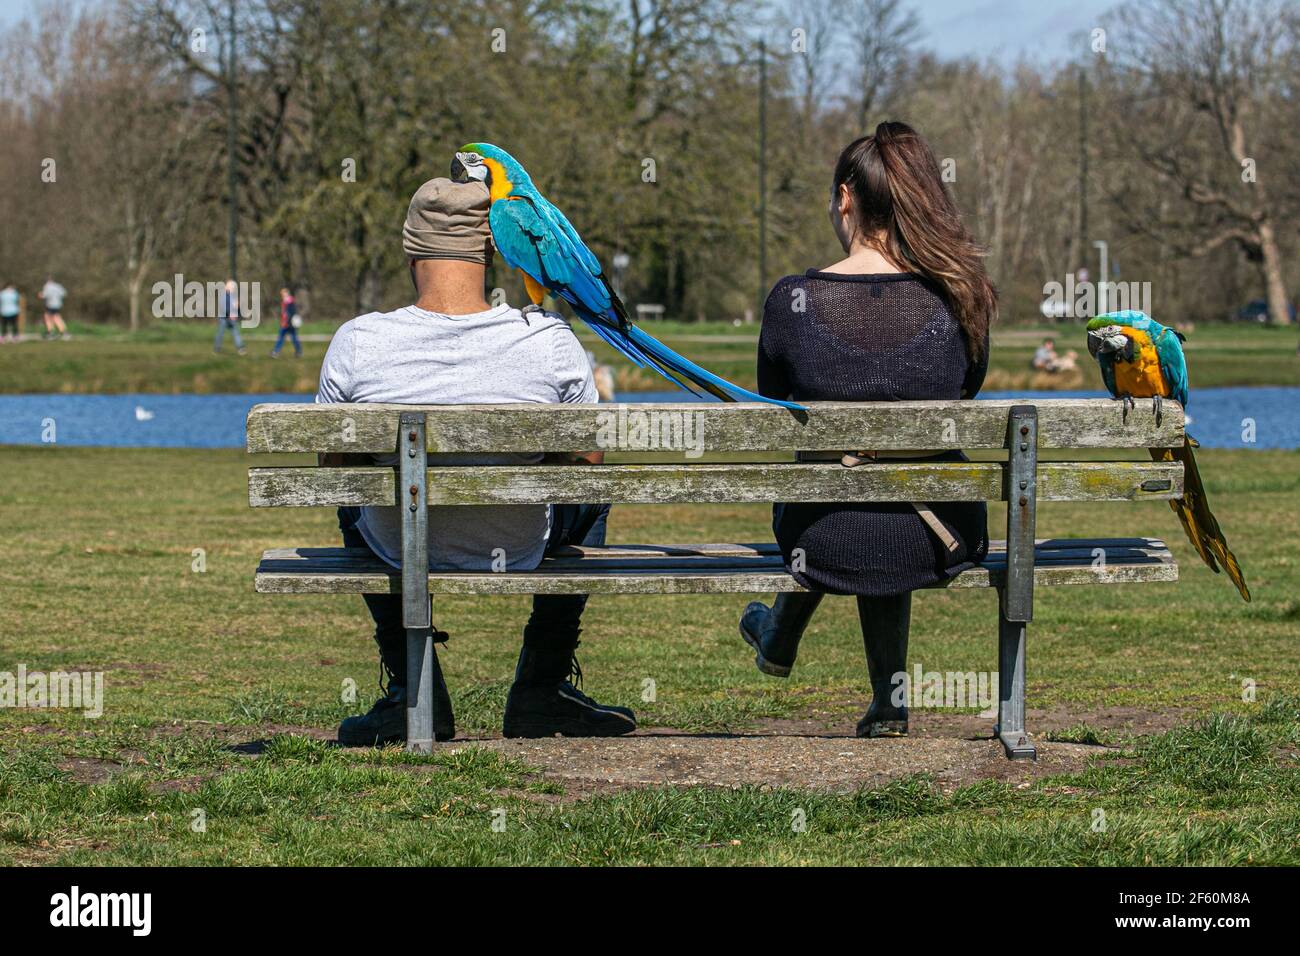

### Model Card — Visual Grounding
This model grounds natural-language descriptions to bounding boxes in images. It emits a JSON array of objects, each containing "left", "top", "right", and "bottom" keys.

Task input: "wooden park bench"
[{"left": 246, "top": 399, "right": 1184, "bottom": 758}]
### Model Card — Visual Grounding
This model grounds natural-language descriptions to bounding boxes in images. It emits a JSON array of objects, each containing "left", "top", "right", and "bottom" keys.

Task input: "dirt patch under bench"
[
  {"left": 438, "top": 704, "right": 1197, "bottom": 796},
  {"left": 452, "top": 730, "right": 1098, "bottom": 794}
]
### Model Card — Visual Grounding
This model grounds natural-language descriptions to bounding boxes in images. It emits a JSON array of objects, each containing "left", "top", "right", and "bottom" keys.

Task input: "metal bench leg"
[
  {"left": 996, "top": 602, "right": 1036, "bottom": 759},
  {"left": 996, "top": 405, "right": 1038, "bottom": 760},
  {"left": 399, "top": 412, "right": 433, "bottom": 754},
  {"left": 406, "top": 626, "right": 434, "bottom": 754}
]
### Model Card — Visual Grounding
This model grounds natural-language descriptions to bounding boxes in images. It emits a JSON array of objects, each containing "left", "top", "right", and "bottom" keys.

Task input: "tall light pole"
[
  {"left": 226, "top": 0, "right": 239, "bottom": 286},
  {"left": 757, "top": 38, "right": 767, "bottom": 323},
  {"left": 1078, "top": 67, "right": 1088, "bottom": 277}
]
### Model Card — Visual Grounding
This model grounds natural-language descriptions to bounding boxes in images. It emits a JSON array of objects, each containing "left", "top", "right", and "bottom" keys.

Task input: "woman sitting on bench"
[{"left": 738, "top": 121, "right": 997, "bottom": 738}]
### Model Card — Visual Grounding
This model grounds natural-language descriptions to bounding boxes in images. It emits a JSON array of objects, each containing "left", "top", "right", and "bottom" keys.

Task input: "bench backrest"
[{"left": 246, "top": 399, "right": 1185, "bottom": 509}]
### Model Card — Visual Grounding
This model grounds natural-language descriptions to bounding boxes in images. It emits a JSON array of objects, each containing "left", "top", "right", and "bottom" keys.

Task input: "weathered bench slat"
[
  {"left": 245, "top": 399, "right": 1185, "bottom": 454},
  {"left": 248, "top": 459, "right": 1183, "bottom": 508},
  {"left": 254, "top": 539, "right": 1177, "bottom": 595},
  {"left": 256, "top": 540, "right": 1173, "bottom": 564},
  {"left": 256, "top": 551, "right": 1171, "bottom": 576},
  {"left": 257, "top": 538, "right": 1169, "bottom": 562},
  {"left": 257, "top": 541, "right": 1171, "bottom": 571}
]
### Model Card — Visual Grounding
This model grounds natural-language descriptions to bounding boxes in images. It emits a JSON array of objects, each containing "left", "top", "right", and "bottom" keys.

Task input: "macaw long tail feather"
[
  {"left": 572, "top": 302, "right": 803, "bottom": 410},
  {"left": 624, "top": 324, "right": 803, "bottom": 409},
  {"left": 582, "top": 317, "right": 728, "bottom": 402},
  {"left": 1152, "top": 436, "right": 1250, "bottom": 601}
]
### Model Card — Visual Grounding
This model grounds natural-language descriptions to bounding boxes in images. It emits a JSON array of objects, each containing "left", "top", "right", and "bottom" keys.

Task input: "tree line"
[{"left": 0, "top": 0, "right": 1295, "bottom": 330}]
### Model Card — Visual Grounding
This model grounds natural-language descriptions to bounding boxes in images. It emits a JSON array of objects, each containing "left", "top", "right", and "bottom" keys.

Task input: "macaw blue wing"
[
  {"left": 487, "top": 199, "right": 581, "bottom": 295},
  {"left": 487, "top": 196, "right": 802, "bottom": 409},
  {"left": 490, "top": 196, "right": 657, "bottom": 361},
  {"left": 1152, "top": 327, "right": 1190, "bottom": 408},
  {"left": 492, "top": 198, "right": 615, "bottom": 320},
  {"left": 536, "top": 194, "right": 604, "bottom": 282}
]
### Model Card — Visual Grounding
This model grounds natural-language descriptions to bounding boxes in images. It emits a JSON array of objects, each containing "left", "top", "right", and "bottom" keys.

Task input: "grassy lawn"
[
  {"left": 0, "top": 445, "right": 1297, "bottom": 865},
  {"left": 1, "top": 319, "right": 1295, "bottom": 394}
]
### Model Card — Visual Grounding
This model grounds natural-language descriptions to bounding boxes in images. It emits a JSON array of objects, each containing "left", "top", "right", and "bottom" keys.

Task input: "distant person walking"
[
  {"left": 213, "top": 278, "right": 246, "bottom": 355},
  {"left": 0, "top": 282, "right": 20, "bottom": 343},
  {"left": 270, "top": 287, "right": 302, "bottom": 358},
  {"left": 39, "top": 276, "right": 69, "bottom": 340}
]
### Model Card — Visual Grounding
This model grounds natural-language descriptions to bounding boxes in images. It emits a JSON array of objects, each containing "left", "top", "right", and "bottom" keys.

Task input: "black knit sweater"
[{"left": 758, "top": 270, "right": 990, "bottom": 596}]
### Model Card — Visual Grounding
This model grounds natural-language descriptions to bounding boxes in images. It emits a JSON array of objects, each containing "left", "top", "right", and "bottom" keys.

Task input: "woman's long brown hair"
[{"left": 833, "top": 121, "right": 996, "bottom": 360}]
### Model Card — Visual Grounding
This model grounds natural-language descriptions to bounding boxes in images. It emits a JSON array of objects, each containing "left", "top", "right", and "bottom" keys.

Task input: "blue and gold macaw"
[
  {"left": 1086, "top": 310, "right": 1249, "bottom": 600},
  {"left": 451, "top": 142, "right": 800, "bottom": 409}
]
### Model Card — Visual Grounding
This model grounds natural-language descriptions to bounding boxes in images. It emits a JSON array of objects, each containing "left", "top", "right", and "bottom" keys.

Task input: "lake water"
[{"left": 0, "top": 387, "right": 1296, "bottom": 450}]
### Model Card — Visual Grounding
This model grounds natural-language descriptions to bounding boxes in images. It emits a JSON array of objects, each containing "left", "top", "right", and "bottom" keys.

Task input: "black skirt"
[{"left": 773, "top": 451, "right": 989, "bottom": 597}]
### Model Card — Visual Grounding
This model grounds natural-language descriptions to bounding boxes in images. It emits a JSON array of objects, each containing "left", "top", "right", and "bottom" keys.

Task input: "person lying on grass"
[{"left": 316, "top": 176, "right": 635, "bottom": 745}]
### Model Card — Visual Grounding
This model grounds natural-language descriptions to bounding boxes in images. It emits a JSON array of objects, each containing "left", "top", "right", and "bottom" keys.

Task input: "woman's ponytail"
[{"left": 833, "top": 122, "right": 996, "bottom": 361}]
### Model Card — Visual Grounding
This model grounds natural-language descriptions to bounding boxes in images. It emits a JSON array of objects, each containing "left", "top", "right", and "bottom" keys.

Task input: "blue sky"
[
  {"left": 914, "top": 0, "right": 1117, "bottom": 65},
  {"left": 0, "top": 0, "right": 1119, "bottom": 64}
]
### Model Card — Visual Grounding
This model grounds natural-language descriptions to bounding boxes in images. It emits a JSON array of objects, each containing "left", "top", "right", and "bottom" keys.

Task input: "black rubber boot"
[
  {"left": 855, "top": 594, "right": 911, "bottom": 738},
  {"left": 739, "top": 592, "right": 825, "bottom": 677},
  {"left": 502, "top": 641, "right": 636, "bottom": 738},
  {"left": 338, "top": 632, "right": 455, "bottom": 746}
]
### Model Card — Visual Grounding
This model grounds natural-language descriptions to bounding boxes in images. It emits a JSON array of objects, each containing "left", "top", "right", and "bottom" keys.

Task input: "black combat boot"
[
  {"left": 502, "top": 640, "right": 636, "bottom": 738},
  {"left": 338, "top": 628, "right": 455, "bottom": 746},
  {"left": 856, "top": 594, "right": 911, "bottom": 738},
  {"left": 739, "top": 592, "right": 825, "bottom": 677}
]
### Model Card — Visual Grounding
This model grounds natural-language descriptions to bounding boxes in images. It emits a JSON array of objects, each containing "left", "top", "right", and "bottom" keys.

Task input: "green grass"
[
  {"left": 2, "top": 709, "right": 1296, "bottom": 865},
  {"left": 0, "top": 445, "right": 1297, "bottom": 864},
  {"left": 1, "top": 320, "right": 1295, "bottom": 394}
]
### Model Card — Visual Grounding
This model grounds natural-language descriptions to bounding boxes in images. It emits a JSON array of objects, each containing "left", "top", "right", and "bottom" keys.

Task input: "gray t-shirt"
[{"left": 316, "top": 304, "right": 598, "bottom": 571}]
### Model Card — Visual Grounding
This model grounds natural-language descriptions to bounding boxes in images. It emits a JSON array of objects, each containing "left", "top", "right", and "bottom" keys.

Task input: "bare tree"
[
  {"left": 783, "top": 0, "right": 843, "bottom": 145},
  {"left": 959, "top": 66, "right": 1052, "bottom": 297},
  {"left": 846, "top": 0, "right": 921, "bottom": 133},
  {"left": 1102, "top": 0, "right": 1298, "bottom": 326}
]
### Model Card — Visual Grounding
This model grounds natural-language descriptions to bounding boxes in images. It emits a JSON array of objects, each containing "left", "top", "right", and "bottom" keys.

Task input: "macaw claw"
[
  {"left": 1120, "top": 394, "right": 1135, "bottom": 424},
  {"left": 520, "top": 303, "right": 546, "bottom": 317},
  {"left": 1152, "top": 394, "right": 1163, "bottom": 427}
]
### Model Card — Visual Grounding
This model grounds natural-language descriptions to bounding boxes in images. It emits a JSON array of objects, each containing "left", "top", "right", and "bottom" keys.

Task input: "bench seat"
[{"left": 255, "top": 537, "right": 1176, "bottom": 595}]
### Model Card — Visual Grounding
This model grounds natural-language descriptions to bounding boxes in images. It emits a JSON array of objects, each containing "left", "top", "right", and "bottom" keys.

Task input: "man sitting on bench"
[{"left": 316, "top": 176, "right": 636, "bottom": 745}]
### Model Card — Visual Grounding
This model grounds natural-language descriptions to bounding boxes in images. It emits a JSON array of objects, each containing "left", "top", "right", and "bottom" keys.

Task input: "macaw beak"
[
  {"left": 1086, "top": 329, "right": 1106, "bottom": 358},
  {"left": 451, "top": 152, "right": 489, "bottom": 184},
  {"left": 1087, "top": 327, "right": 1131, "bottom": 359}
]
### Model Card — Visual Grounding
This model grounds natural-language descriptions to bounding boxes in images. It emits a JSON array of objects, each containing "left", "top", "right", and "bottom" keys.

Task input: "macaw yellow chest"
[{"left": 1113, "top": 333, "right": 1168, "bottom": 398}]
